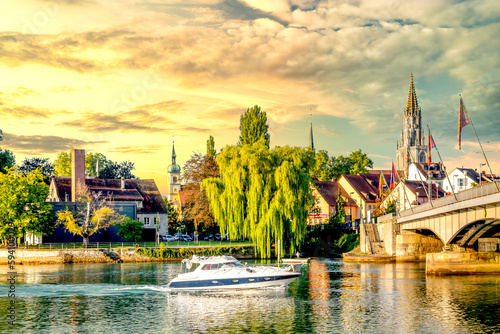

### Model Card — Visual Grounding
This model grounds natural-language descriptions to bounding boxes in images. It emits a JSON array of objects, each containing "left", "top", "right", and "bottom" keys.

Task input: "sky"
[{"left": 1, "top": 0, "right": 500, "bottom": 195}]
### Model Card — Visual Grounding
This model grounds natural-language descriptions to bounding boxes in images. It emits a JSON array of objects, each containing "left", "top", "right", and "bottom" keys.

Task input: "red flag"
[
  {"left": 427, "top": 130, "right": 436, "bottom": 165},
  {"left": 458, "top": 97, "right": 470, "bottom": 150},
  {"left": 379, "top": 172, "right": 386, "bottom": 197},
  {"left": 390, "top": 162, "right": 397, "bottom": 189}
]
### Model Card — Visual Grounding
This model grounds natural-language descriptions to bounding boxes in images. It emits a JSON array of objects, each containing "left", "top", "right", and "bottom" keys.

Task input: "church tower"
[
  {"left": 167, "top": 142, "right": 182, "bottom": 206},
  {"left": 396, "top": 74, "right": 427, "bottom": 171}
]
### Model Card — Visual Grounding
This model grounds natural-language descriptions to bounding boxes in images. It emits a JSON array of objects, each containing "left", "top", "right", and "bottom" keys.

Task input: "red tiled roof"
[
  {"left": 341, "top": 173, "right": 386, "bottom": 203},
  {"left": 404, "top": 180, "right": 445, "bottom": 198},
  {"left": 50, "top": 177, "right": 166, "bottom": 213}
]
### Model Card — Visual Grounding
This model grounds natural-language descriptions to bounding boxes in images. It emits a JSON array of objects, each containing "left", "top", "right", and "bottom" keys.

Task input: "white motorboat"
[{"left": 167, "top": 255, "right": 301, "bottom": 291}]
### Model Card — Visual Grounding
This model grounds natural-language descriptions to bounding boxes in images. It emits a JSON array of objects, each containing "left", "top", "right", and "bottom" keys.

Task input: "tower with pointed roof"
[
  {"left": 309, "top": 119, "right": 315, "bottom": 150},
  {"left": 167, "top": 142, "right": 182, "bottom": 206},
  {"left": 396, "top": 74, "right": 427, "bottom": 171}
]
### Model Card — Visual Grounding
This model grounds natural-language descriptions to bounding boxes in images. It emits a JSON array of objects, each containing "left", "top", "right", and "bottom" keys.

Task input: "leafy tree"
[
  {"left": 385, "top": 200, "right": 396, "bottom": 214},
  {"left": 53, "top": 151, "right": 136, "bottom": 179},
  {"left": 117, "top": 218, "right": 143, "bottom": 242},
  {"left": 163, "top": 198, "right": 181, "bottom": 231},
  {"left": 98, "top": 160, "right": 136, "bottom": 179},
  {"left": 18, "top": 157, "right": 54, "bottom": 178},
  {"left": 332, "top": 149, "right": 373, "bottom": 179},
  {"left": 53, "top": 152, "right": 72, "bottom": 176},
  {"left": 182, "top": 138, "right": 220, "bottom": 231},
  {"left": 57, "top": 186, "right": 123, "bottom": 247},
  {"left": 202, "top": 140, "right": 315, "bottom": 258},
  {"left": 207, "top": 135, "right": 216, "bottom": 158},
  {"left": 0, "top": 168, "right": 55, "bottom": 245},
  {"left": 238, "top": 105, "right": 270, "bottom": 148},
  {"left": 85, "top": 152, "right": 107, "bottom": 177},
  {"left": 333, "top": 191, "right": 345, "bottom": 224},
  {"left": 0, "top": 148, "right": 16, "bottom": 173},
  {"left": 310, "top": 149, "right": 335, "bottom": 181}
]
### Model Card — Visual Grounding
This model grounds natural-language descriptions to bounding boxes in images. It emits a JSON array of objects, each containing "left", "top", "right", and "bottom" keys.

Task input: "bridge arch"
[{"left": 447, "top": 218, "right": 500, "bottom": 247}]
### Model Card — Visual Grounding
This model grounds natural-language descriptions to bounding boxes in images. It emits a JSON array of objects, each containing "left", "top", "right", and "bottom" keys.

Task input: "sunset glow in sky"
[{"left": 2, "top": 0, "right": 500, "bottom": 194}]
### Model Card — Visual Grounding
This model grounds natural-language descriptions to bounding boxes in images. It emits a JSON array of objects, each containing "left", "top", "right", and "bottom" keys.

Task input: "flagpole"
[
  {"left": 427, "top": 125, "right": 458, "bottom": 201},
  {"left": 459, "top": 94, "right": 499, "bottom": 192}
]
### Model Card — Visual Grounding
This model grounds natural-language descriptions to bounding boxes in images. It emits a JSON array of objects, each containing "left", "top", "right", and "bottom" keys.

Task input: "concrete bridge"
[{"left": 396, "top": 181, "right": 500, "bottom": 249}]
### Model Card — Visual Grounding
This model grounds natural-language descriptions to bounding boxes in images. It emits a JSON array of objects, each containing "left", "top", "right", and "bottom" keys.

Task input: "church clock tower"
[
  {"left": 396, "top": 74, "right": 427, "bottom": 172},
  {"left": 167, "top": 142, "right": 182, "bottom": 206}
]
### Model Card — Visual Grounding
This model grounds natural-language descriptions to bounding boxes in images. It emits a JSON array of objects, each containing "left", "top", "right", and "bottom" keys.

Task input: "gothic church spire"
[{"left": 405, "top": 73, "right": 419, "bottom": 116}]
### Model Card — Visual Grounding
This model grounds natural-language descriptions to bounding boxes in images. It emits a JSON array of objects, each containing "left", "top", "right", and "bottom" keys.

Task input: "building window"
[
  {"left": 153, "top": 217, "right": 158, "bottom": 225},
  {"left": 144, "top": 217, "right": 150, "bottom": 225},
  {"left": 458, "top": 179, "right": 464, "bottom": 187}
]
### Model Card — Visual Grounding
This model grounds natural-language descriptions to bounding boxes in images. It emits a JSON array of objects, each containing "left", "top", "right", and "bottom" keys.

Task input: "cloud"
[
  {"left": 2, "top": 133, "right": 108, "bottom": 154},
  {"left": 59, "top": 111, "right": 168, "bottom": 133},
  {"left": 109, "top": 145, "right": 166, "bottom": 154},
  {"left": 0, "top": 105, "right": 64, "bottom": 118},
  {"left": 57, "top": 99, "right": 186, "bottom": 133},
  {"left": 49, "top": 85, "right": 79, "bottom": 93}
]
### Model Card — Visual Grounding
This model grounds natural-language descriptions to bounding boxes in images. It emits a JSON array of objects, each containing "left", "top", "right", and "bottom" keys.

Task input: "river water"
[{"left": 1, "top": 259, "right": 499, "bottom": 333}]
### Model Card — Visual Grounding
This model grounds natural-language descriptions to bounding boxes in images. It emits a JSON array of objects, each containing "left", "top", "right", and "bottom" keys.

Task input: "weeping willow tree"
[{"left": 202, "top": 140, "right": 315, "bottom": 258}]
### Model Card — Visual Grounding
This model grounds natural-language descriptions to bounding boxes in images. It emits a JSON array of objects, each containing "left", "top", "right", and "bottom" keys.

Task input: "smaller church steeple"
[
  {"left": 172, "top": 141, "right": 177, "bottom": 165},
  {"left": 309, "top": 116, "right": 314, "bottom": 150}
]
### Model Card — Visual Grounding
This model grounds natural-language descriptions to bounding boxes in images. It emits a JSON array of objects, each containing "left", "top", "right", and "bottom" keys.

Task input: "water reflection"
[{"left": 0, "top": 260, "right": 499, "bottom": 333}]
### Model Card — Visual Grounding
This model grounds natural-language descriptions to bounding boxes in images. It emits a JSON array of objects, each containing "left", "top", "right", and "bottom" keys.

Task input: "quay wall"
[
  {"left": 396, "top": 232, "right": 444, "bottom": 262},
  {"left": 426, "top": 252, "right": 500, "bottom": 275},
  {"left": 0, "top": 246, "right": 256, "bottom": 265}
]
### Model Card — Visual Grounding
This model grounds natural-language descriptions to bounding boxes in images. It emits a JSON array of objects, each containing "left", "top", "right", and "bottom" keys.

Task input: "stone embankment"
[
  {"left": 426, "top": 251, "right": 500, "bottom": 275},
  {"left": 0, "top": 246, "right": 256, "bottom": 265},
  {"left": 0, "top": 248, "right": 157, "bottom": 264}
]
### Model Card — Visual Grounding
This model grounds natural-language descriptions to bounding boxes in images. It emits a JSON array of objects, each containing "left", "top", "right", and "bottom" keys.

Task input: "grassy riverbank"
[{"left": 135, "top": 245, "right": 255, "bottom": 259}]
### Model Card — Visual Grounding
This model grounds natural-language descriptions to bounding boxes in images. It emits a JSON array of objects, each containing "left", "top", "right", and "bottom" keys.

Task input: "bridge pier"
[{"left": 396, "top": 232, "right": 443, "bottom": 261}]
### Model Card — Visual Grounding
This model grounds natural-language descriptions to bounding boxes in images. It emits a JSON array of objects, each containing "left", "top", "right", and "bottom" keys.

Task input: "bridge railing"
[{"left": 398, "top": 181, "right": 500, "bottom": 218}]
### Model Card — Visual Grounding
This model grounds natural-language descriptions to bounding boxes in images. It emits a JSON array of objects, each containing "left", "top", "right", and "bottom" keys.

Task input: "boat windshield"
[{"left": 200, "top": 261, "right": 243, "bottom": 270}]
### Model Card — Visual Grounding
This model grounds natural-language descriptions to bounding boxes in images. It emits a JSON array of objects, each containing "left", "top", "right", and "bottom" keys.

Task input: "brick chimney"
[{"left": 71, "top": 149, "right": 85, "bottom": 202}]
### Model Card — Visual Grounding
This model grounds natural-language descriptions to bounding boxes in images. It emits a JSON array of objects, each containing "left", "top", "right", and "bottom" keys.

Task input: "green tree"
[
  {"left": 57, "top": 186, "right": 123, "bottom": 247},
  {"left": 331, "top": 149, "right": 373, "bottom": 179},
  {"left": 0, "top": 168, "right": 55, "bottom": 245},
  {"left": 385, "top": 200, "right": 396, "bottom": 214},
  {"left": 117, "top": 218, "right": 143, "bottom": 242},
  {"left": 207, "top": 135, "right": 216, "bottom": 158},
  {"left": 163, "top": 198, "right": 181, "bottom": 231},
  {"left": 85, "top": 152, "right": 107, "bottom": 177},
  {"left": 53, "top": 152, "right": 71, "bottom": 176},
  {"left": 238, "top": 105, "right": 270, "bottom": 148},
  {"left": 53, "top": 151, "right": 136, "bottom": 179},
  {"left": 333, "top": 191, "right": 345, "bottom": 224},
  {"left": 202, "top": 140, "right": 315, "bottom": 258},
  {"left": 18, "top": 157, "right": 54, "bottom": 178},
  {"left": 310, "top": 149, "right": 335, "bottom": 181},
  {"left": 0, "top": 148, "right": 16, "bottom": 173}
]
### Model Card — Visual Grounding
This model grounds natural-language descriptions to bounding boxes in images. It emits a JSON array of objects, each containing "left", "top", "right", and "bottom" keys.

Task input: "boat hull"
[{"left": 168, "top": 273, "right": 301, "bottom": 291}]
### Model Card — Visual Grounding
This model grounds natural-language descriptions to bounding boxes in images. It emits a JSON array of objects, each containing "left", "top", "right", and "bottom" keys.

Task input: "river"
[{"left": 1, "top": 259, "right": 499, "bottom": 333}]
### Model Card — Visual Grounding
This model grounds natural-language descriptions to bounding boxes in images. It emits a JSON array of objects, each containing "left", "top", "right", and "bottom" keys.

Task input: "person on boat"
[{"left": 296, "top": 251, "right": 300, "bottom": 258}]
